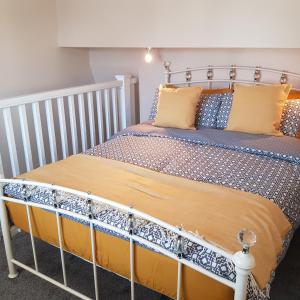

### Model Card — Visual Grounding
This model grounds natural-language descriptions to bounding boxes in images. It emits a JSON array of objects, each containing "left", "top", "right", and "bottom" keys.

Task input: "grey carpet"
[{"left": 0, "top": 228, "right": 299, "bottom": 300}]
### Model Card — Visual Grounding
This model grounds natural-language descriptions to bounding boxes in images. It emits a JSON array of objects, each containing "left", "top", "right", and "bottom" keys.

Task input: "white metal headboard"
[{"left": 163, "top": 62, "right": 300, "bottom": 91}]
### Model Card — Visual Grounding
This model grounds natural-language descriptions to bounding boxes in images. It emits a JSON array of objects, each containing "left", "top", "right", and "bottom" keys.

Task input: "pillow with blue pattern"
[
  {"left": 216, "top": 93, "right": 233, "bottom": 129},
  {"left": 280, "top": 100, "right": 300, "bottom": 137},
  {"left": 196, "top": 93, "right": 223, "bottom": 128},
  {"left": 148, "top": 88, "right": 160, "bottom": 120},
  {"left": 149, "top": 88, "right": 233, "bottom": 129}
]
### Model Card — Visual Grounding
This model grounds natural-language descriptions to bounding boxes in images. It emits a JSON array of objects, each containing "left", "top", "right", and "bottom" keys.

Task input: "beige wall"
[
  {"left": 57, "top": 0, "right": 300, "bottom": 48},
  {"left": 89, "top": 48, "right": 300, "bottom": 122},
  {"left": 0, "top": 0, "right": 93, "bottom": 100}
]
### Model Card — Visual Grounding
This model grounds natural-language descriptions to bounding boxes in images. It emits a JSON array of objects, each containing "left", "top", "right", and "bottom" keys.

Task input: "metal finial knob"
[
  {"left": 229, "top": 66, "right": 236, "bottom": 80},
  {"left": 163, "top": 61, "right": 171, "bottom": 71},
  {"left": 128, "top": 212, "right": 134, "bottom": 235},
  {"left": 237, "top": 229, "right": 256, "bottom": 254},
  {"left": 86, "top": 192, "right": 93, "bottom": 219},
  {"left": 21, "top": 184, "right": 28, "bottom": 201},
  {"left": 254, "top": 68, "right": 261, "bottom": 82},
  {"left": 51, "top": 189, "right": 58, "bottom": 208},
  {"left": 207, "top": 67, "right": 213, "bottom": 80},
  {"left": 185, "top": 69, "right": 192, "bottom": 82},
  {"left": 280, "top": 73, "right": 288, "bottom": 84}
]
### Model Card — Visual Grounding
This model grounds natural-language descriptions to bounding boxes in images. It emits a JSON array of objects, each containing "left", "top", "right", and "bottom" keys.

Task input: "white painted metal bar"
[
  {"left": 0, "top": 81, "right": 123, "bottom": 109},
  {"left": 130, "top": 236, "right": 135, "bottom": 300},
  {"left": 78, "top": 93, "right": 87, "bottom": 152},
  {"left": 67, "top": 95, "right": 79, "bottom": 154},
  {"left": 3, "top": 108, "right": 20, "bottom": 177},
  {"left": 56, "top": 211, "right": 67, "bottom": 286},
  {"left": 96, "top": 91, "right": 104, "bottom": 144},
  {"left": 104, "top": 89, "right": 112, "bottom": 140},
  {"left": 25, "top": 204, "right": 39, "bottom": 271},
  {"left": 18, "top": 105, "right": 33, "bottom": 171},
  {"left": 233, "top": 251, "right": 256, "bottom": 300},
  {"left": 176, "top": 262, "right": 182, "bottom": 300},
  {"left": 87, "top": 92, "right": 96, "bottom": 148},
  {"left": 11, "top": 259, "right": 92, "bottom": 300},
  {"left": 111, "top": 87, "right": 119, "bottom": 134},
  {"left": 32, "top": 102, "right": 46, "bottom": 167},
  {"left": 90, "top": 222, "right": 99, "bottom": 300},
  {"left": 57, "top": 97, "right": 69, "bottom": 159},
  {"left": 1, "top": 193, "right": 235, "bottom": 289},
  {"left": 45, "top": 100, "right": 58, "bottom": 163}
]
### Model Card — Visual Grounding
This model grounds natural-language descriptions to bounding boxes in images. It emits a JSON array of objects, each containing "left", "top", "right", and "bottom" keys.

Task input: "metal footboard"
[{"left": 0, "top": 179, "right": 255, "bottom": 300}]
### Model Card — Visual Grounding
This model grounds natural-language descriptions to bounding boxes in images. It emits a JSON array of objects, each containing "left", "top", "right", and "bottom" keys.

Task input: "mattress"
[{"left": 4, "top": 122, "right": 300, "bottom": 300}]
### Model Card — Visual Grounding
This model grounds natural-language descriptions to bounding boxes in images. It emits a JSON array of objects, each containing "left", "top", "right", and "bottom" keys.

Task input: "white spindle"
[
  {"left": 67, "top": 95, "right": 79, "bottom": 155},
  {"left": 45, "top": 100, "right": 58, "bottom": 163},
  {"left": 87, "top": 92, "right": 96, "bottom": 148},
  {"left": 18, "top": 105, "right": 33, "bottom": 172},
  {"left": 0, "top": 154, "right": 4, "bottom": 178},
  {"left": 32, "top": 103, "right": 46, "bottom": 167},
  {"left": 78, "top": 94, "right": 87, "bottom": 152},
  {"left": 57, "top": 97, "right": 69, "bottom": 159},
  {"left": 104, "top": 89, "right": 111, "bottom": 140},
  {"left": 96, "top": 91, "right": 104, "bottom": 144},
  {"left": 3, "top": 108, "right": 20, "bottom": 177},
  {"left": 111, "top": 87, "right": 119, "bottom": 134}
]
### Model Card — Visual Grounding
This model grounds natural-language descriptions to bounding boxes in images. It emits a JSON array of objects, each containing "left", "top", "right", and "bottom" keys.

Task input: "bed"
[{"left": 0, "top": 65, "right": 300, "bottom": 300}]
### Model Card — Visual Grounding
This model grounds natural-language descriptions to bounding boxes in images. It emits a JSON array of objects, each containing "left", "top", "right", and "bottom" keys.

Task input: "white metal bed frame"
[{"left": 0, "top": 65, "right": 299, "bottom": 300}]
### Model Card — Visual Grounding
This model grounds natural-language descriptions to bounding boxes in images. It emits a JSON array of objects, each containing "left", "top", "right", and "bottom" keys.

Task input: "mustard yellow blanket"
[{"left": 14, "top": 154, "right": 291, "bottom": 290}]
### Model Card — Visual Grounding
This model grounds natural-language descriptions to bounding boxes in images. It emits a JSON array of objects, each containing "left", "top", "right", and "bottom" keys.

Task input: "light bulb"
[{"left": 145, "top": 48, "right": 153, "bottom": 63}]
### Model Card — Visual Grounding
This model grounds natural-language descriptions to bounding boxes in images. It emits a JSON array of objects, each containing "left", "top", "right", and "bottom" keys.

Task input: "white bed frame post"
[
  {"left": 0, "top": 176, "right": 18, "bottom": 279},
  {"left": 233, "top": 240, "right": 256, "bottom": 300},
  {"left": 115, "top": 75, "right": 135, "bottom": 129}
]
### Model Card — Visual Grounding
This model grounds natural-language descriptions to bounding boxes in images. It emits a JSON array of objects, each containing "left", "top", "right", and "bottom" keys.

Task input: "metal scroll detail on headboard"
[{"left": 163, "top": 62, "right": 300, "bottom": 91}]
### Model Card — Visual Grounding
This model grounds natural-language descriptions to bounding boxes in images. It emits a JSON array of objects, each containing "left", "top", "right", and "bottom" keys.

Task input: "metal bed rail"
[{"left": 163, "top": 62, "right": 300, "bottom": 91}]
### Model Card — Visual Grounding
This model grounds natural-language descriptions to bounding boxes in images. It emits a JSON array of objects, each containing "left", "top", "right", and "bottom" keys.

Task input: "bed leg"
[
  {"left": 0, "top": 185, "right": 18, "bottom": 279},
  {"left": 233, "top": 230, "right": 256, "bottom": 300}
]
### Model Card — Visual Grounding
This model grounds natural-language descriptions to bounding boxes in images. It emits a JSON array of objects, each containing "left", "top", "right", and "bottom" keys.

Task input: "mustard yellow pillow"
[
  {"left": 226, "top": 84, "right": 291, "bottom": 135},
  {"left": 153, "top": 85, "right": 203, "bottom": 130}
]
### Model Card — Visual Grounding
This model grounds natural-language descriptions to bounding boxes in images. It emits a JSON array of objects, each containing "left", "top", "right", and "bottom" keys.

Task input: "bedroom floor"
[{"left": 0, "top": 229, "right": 299, "bottom": 300}]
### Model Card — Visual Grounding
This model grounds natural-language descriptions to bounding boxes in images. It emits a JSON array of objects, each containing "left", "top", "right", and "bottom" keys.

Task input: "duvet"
[{"left": 4, "top": 122, "right": 300, "bottom": 300}]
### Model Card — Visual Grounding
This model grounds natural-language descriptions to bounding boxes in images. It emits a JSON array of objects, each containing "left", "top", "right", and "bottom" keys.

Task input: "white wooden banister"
[
  {"left": 0, "top": 77, "right": 136, "bottom": 178},
  {"left": 45, "top": 99, "right": 58, "bottom": 163},
  {"left": 115, "top": 75, "right": 136, "bottom": 129},
  {"left": 67, "top": 95, "right": 79, "bottom": 155},
  {"left": 32, "top": 102, "right": 46, "bottom": 167},
  {"left": 3, "top": 108, "right": 19, "bottom": 177},
  {"left": 18, "top": 105, "right": 33, "bottom": 172}
]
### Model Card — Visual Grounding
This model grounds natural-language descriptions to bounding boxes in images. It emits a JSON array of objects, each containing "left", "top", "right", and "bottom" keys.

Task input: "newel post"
[
  {"left": 233, "top": 229, "right": 256, "bottom": 300},
  {"left": 115, "top": 75, "right": 135, "bottom": 130},
  {"left": 0, "top": 154, "right": 18, "bottom": 279}
]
